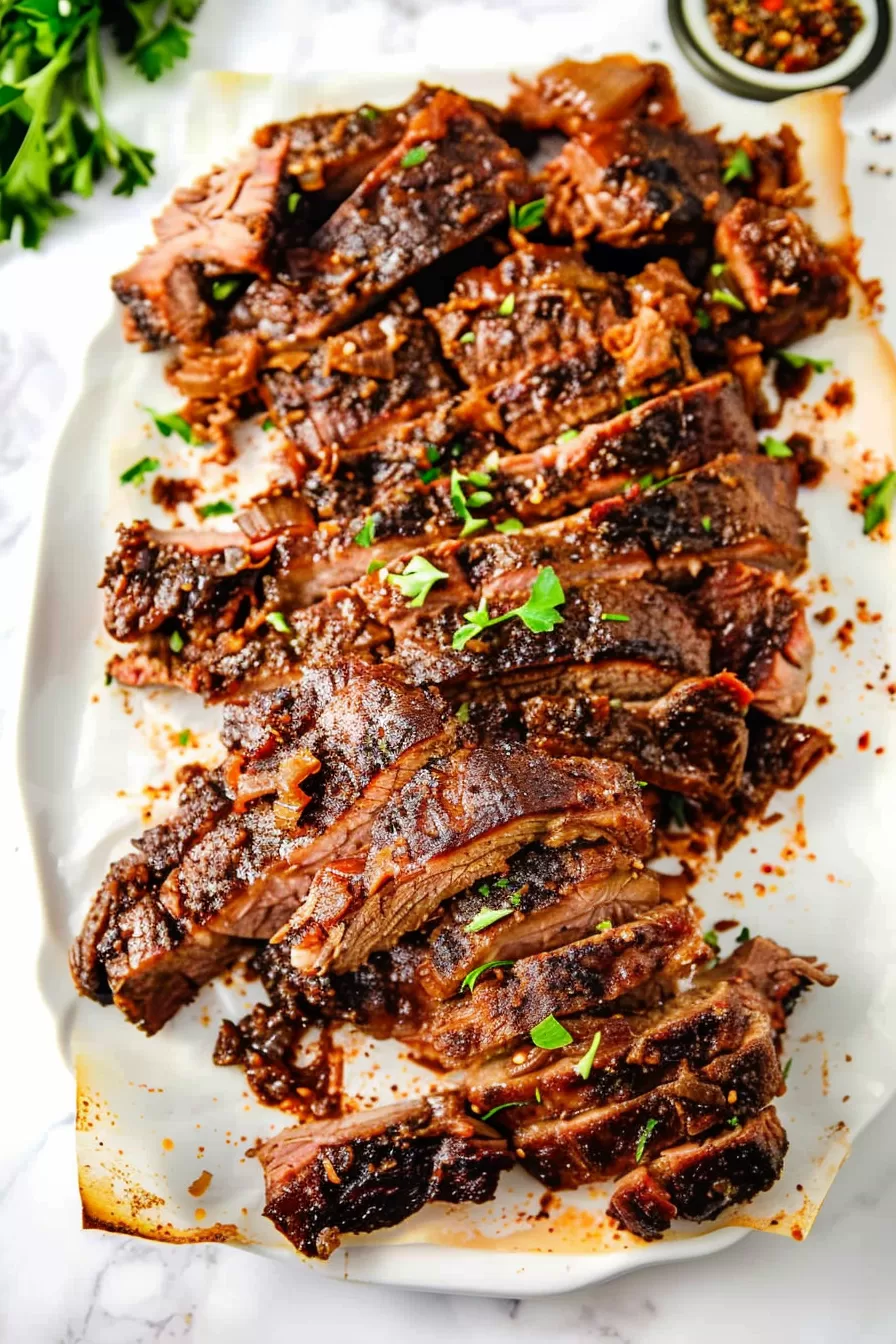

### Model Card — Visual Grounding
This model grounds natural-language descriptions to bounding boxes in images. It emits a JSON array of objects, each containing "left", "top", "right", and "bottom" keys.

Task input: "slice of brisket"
[
  {"left": 506, "top": 55, "right": 684, "bottom": 136},
  {"left": 606, "top": 1107, "right": 788, "bottom": 1239},
  {"left": 284, "top": 747, "right": 653, "bottom": 975},
  {"left": 719, "top": 716, "right": 833, "bottom": 849},
  {"left": 257, "top": 1094, "right": 513, "bottom": 1258}
]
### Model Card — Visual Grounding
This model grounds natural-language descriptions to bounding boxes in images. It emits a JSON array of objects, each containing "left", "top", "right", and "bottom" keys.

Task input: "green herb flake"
[
  {"left": 727, "top": 1115, "right": 741, "bottom": 1128},
  {"left": 722, "top": 146, "right": 753, "bottom": 184},
  {"left": 623, "top": 395, "right": 646, "bottom": 411},
  {"left": 367, "top": 560, "right": 386, "bottom": 575},
  {"left": 169, "top": 629, "right": 185, "bottom": 654},
  {"left": 450, "top": 468, "right": 490, "bottom": 538},
  {"left": 455, "top": 701, "right": 470, "bottom": 724},
  {"left": 861, "top": 471, "right": 896, "bottom": 534},
  {"left": 704, "top": 929, "right": 721, "bottom": 952},
  {"left": 142, "top": 407, "right": 196, "bottom": 444},
  {"left": 497, "top": 294, "right": 515, "bottom": 317},
  {"left": 782, "top": 1057, "right": 793, "bottom": 1082},
  {"left": 634, "top": 1117, "right": 659, "bottom": 1163},
  {"left": 461, "top": 960, "right": 514, "bottom": 993},
  {"left": 530, "top": 1014, "right": 573, "bottom": 1051},
  {"left": 177, "top": 729, "right": 191, "bottom": 746},
  {"left": 119, "top": 456, "right": 160, "bottom": 486},
  {"left": 574, "top": 1029, "right": 603, "bottom": 1081},
  {"left": 480, "top": 1101, "right": 525, "bottom": 1123},
  {"left": 701, "top": 515, "right": 712, "bottom": 533},
  {"left": 452, "top": 565, "right": 566, "bottom": 650},
  {"left": 596, "top": 919, "right": 612, "bottom": 932},
  {"left": 710, "top": 288, "right": 746, "bottom": 312},
  {"left": 359, "top": 105, "right": 379, "bottom": 121},
  {"left": 425, "top": 444, "right": 441, "bottom": 464},
  {"left": 775, "top": 349, "right": 833, "bottom": 374},
  {"left": 400, "top": 144, "right": 429, "bottom": 168},
  {"left": 354, "top": 514, "right": 378, "bottom": 547},
  {"left": 509, "top": 197, "right": 547, "bottom": 232},
  {"left": 696, "top": 308, "right": 711, "bottom": 330},
  {"left": 710, "top": 261, "right": 727, "bottom": 277},
  {"left": 557, "top": 428, "right": 579, "bottom": 443},
  {"left": 496, "top": 518, "right": 524, "bottom": 534},
  {"left": 387, "top": 555, "right": 450, "bottom": 607},
  {"left": 762, "top": 436, "right": 794, "bottom": 459},
  {"left": 266, "top": 611, "right": 291, "bottom": 634},
  {"left": 211, "top": 276, "right": 242, "bottom": 302},
  {"left": 198, "top": 500, "right": 235, "bottom": 517},
  {"left": 600, "top": 612, "right": 630, "bottom": 622},
  {"left": 736, "top": 926, "right": 751, "bottom": 944},
  {"left": 262, "top": 417, "right": 275, "bottom": 432},
  {"left": 287, "top": 191, "right": 301, "bottom": 213},
  {"left": 459, "top": 331, "right": 476, "bottom": 345},
  {"left": 104, "top": 671, "right": 113, "bottom": 687},
  {"left": 509, "top": 891, "right": 522, "bottom": 907},
  {"left": 666, "top": 792, "right": 688, "bottom": 829},
  {"left": 419, "top": 466, "right": 442, "bottom": 484},
  {"left": 464, "top": 906, "right": 514, "bottom": 934},
  {"left": 535, "top": 1087, "right": 542, "bottom": 1104}
]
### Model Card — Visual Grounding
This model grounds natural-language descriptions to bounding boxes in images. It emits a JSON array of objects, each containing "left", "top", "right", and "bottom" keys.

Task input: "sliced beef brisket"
[
  {"left": 257, "top": 1094, "right": 513, "bottom": 1258},
  {"left": 506, "top": 54, "right": 684, "bottom": 136}
]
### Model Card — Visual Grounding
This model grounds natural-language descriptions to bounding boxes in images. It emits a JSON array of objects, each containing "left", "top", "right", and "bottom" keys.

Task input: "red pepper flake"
[{"left": 858, "top": 731, "right": 871, "bottom": 751}]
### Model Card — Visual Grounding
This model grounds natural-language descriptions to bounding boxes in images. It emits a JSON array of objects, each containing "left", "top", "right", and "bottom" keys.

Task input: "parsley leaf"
[
  {"left": 366, "top": 559, "right": 385, "bottom": 575},
  {"left": 704, "top": 930, "right": 720, "bottom": 951},
  {"left": 464, "top": 906, "right": 514, "bottom": 934},
  {"left": 508, "top": 197, "right": 547, "bottom": 232},
  {"left": 262, "top": 417, "right": 275, "bottom": 432},
  {"left": 197, "top": 500, "right": 235, "bottom": 517},
  {"left": 762, "top": 436, "right": 793, "bottom": 459},
  {"left": 354, "top": 515, "right": 378, "bottom": 547},
  {"left": 634, "top": 1117, "right": 659, "bottom": 1163},
  {"left": 266, "top": 611, "right": 291, "bottom": 634},
  {"left": 496, "top": 518, "right": 524, "bottom": 534},
  {"left": 142, "top": 406, "right": 197, "bottom": 443},
  {"left": 736, "top": 926, "right": 751, "bottom": 944},
  {"left": 623, "top": 395, "right": 647, "bottom": 410},
  {"left": 498, "top": 294, "right": 515, "bottom": 317},
  {"left": 557, "top": 428, "right": 579, "bottom": 443},
  {"left": 710, "top": 288, "right": 746, "bottom": 312},
  {"left": 481, "top": 1101, "right": 526, "bottom": 1123},
  {"left": 574, "top": 1030, "right": 602, "bottom": 1081},
  {"left": 169, "top": 628, "right": 185, "bottom": 653},
  {"left": 177, "top": 728, "right": 191, "bottom": 746},
  {"left": 452, "top": 566, "right": 566, "bottom": 650},
  {"left": 450, "top": 468, "right": 491, "bottom": 538},
  {"left": 666, "top": 792, "right": 688, "bottom": 829},
  {"left": 600, "top": 612, "right": 630, "bottom": 622},
  {"left": 119, "top": 456, "right": 159, "bottom": 486},
  {"left": 400, "top": 144, "right": 429, "bottom": 168},
  {"left": 696, "top": 308, "right": 711, "bottom": 330},
  {"left": 782, "top": 1057, "right": 793, "bottom": 1081},
  {"left": 455, "top": 701, "right": 470, "bottom": 723},
  {"left": 861, "top": 471, "right": 896, "bottom": 534},
  {"left": 722, "top": 146, "right": 753, "bottom": 184},
  {"left": 596, "top": 919, "right": 612, "bottom": 932},
  {"left": 128, "top": 16, "right": 193, "bottom": 82},
  {"left": 210, "top": 275, "right": 244, "bottom": 302},
  {"left": 530, "top": 1014, "right": 573, "bottom": 1050},
  {"left": 461, "top": 960, "right": 514, "bottom": 993},
  {"left": 386, "top": 555, "right": 449, "bottom": 607},
  {"left": 701, "top": 515, "right": 712, "bottom": 532},
  {"left": 459, "top": 331, "right": 476, "bottom": 344},
  {"left": 775, "top": 349, "right": 833, "bottom": 374}
]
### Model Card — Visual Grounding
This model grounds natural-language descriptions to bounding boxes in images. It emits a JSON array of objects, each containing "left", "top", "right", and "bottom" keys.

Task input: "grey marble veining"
[{"left": 2, "top": 2, "right": 895, "bottom": 1340}]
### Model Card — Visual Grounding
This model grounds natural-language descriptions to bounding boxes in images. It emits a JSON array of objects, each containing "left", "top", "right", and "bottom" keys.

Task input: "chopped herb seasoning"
[
  {"left": 496, "top": 518, "right": 524, "bottom": 534},
  {"left": 701, "top": 515, "right": 713, "bottom": 532},
  {"left": 634, "top": 1117, "right": 659, "bottom": 1163},
  {"left": 211, "top": 276, "right": 243, "bottom": 302},
  {"left": 727, "top": 1115, "right": 741, "bottom": 1128},
  {"left": 459, "top": 331, "right": 476, "bottom": 344},
  {"left": 762, "top": 436, "right": 793, "bottom": 459},
  {"left": 498, "top": 294, "right": 515, "bottom": 317},
  {"left": 455, "top": 702, "right": 470, "bottom": 723},
  {"left": 710, "top": 261, "right": 727, "bottom": 277},
  {"left": 425, "top": 444, "right": 440, "bottom": 463},
  {"left": 461, "top": 960, "right": 514, "bottom": 993},
  {"left": 861, "top": 471, "right": 896, "bottom": 534},
  {"left": 266, "top": 611, "right": 291, "bottom": 634},
  {"left": 775, "top": 349, "right": 833, "bottom": 374},
  {"left": 177, "top": 729, "right": 191, "bottom": 746},
  {"left": 359, "top": 105, "right": 378, "bottom": 121},
  {"left": 782, "top": 1057, "right": 793, "bottom": 1081},
  {"left": 142, "top": 406, "right": 196, "bottom": 444},
  {"left": 419, "top": 466, "right": 441, "bottom": 484},
  {"left": 509, "top": 198, "right": 547, "bottom": 232},
  {"left": 666, "top": 792, "right": 688, "bottom": 829},
  {"left": 450, "top": 468, "right": 491, "bottom": 538},
  {"left": 354, "top": 515, "right": 378, "bottom": 547},
  {"left": 596, "top": 919, "right": 612, "bottom": 931},
  {"left": 262, "top": 417, "right": 274, "bottom": 432},
  {"left": 464, "top": 906, "right": 514, "bottom": 934},
  {"left": 401, "top": 144, "right": 429, "bottom": 168},
  {"left": 119, "top": 456, "right": 159, "bottom": 486},
  {"left": 696, "top": 308, "right": 711, "bottom": 330},
  {"left": 535, "top": 1087, "right": 542, "bottom": 1104},
  {"left": 600, "top": 612, "right": 630, "bottom": 622},
  {"left": 557, "top": 428, "right": 580, "bottom": 444},
  {"left": 366, "top": 559, "right": 385, "bottom": 575},
  {"left": 452, "top": 566, "right": 566, "bottom": 649},
  {"left": 722, "top": 147, "right": 753, "bottom": 184},
  {"left": 704, "top": 929, "right": 721, "bottom": 951},
  {"left": 711, "top": 288, "right": 746, "bottom": 312},
  {"left": 509, "top": 891, "right": 522, "bottom": 907},
  {"left": 169, "top": 629, "right": 185, "bottom": 653},
  {"left": 530, "top": 1014, "right": 573, "bottom": 1050},
  {"left": 387, "top": 555, "right": 450, "bottom": 607},
  {"left": 287, "top": 191, "right": 301, "bottom": 213},
  {"left": 481, "top": 1101, "right": 525, "bottom": 1123},
  {"left": 623, "top": 395, "right": 646, "bottom": 410},
  {"left": 736, "top": 925, "right": 751, "bottom": 944},
  {"left": 707, "top": 0, "right": 864, "bottom": 75},
  {"left": 197, "top": 500, "right": 235, "bottom": 517},
  {"left": 574, "top": 1030, "right": 602, "bottom": 1081}
]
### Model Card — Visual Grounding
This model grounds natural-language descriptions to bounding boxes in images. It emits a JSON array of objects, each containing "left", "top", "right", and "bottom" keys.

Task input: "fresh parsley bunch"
[{"left": 0, "top": 0, "right": 203, "bottom": 248}]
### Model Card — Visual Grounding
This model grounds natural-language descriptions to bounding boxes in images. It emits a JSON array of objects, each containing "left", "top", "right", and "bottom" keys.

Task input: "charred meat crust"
[
  {"left": 606, "top": 1106, "right": 788, "bottom": 1239},
  {"left": 257, "top": 1094, "right": 513, "bottom": 1258},
  {"left": 506, "top": 55, "right": 685, "bottom": 136}
]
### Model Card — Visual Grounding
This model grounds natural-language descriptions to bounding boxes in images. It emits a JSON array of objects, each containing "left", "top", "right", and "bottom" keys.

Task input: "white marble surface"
[{"left": 2, "top": 1, "right": 896, "bottom": 1339}]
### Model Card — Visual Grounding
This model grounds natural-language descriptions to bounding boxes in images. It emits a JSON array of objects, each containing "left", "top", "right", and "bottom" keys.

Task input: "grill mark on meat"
[
  {"left": 284, "top": 748, "right": 653, "bottom": 975},
  {"left": 256, "top": 1094, "right": 513, "bottom": 1258},
  {"left": 70, "top": 662, "right": 454, "bottom": 1032},
  {"left": 606, "top": 1107, "right": 788, "bottom": 1239}
]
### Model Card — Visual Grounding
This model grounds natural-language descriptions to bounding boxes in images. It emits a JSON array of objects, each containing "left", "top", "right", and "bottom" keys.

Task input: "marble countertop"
[{"left": 2, "top": 1, "right": 895, "bottom": 1339}]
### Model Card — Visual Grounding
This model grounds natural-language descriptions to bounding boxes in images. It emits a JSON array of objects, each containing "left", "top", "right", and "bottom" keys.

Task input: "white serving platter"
[{"left": 14, "top": 64, "right": 896, "bottom": 1297}]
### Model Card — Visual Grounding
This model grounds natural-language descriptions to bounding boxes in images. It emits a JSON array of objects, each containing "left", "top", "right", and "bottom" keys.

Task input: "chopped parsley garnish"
[
  {"left": 197, "top": 500, "right": 235, "bottom": 517},
  {"left": 530, "top": 1014, "right": 573, "bottom": 1050},
  {"left": 210, "top": 276, "right": 243, "bottom": 302},
  {"left": 696, "top": 308, "right": 711, "bottom": 330},
  {"left": 464, "top": 906, "right": 514, "bottom": 934},
  {"left": 600, "top": 612, "right": 630, "bottom": 622},
  {"left": 775, "top": 349, "right": 833, "bottom": 374},
  {"left": 782, "top": 1057, "right": 793, "bottom": 1081},
  {"left": 710, "top": 289, "right": 746, "bottom": 312},
  {"left": 177, "top": 729, "right": 191, "bottom": 746},
  {"left": 169, "top": 629, "right": 184, "bottom": 653},
  {"left": 666, "top": 792, "right": 688, "bottom": 829},
  {"left": 262, "top": 417, "right": 274, "bottom": 432},
  {"left": 623, "top": 395, "right": 647, "bottom": 410},
  {"left": 400, "top": 144, "right": 429, "bottom": 168},
  {"left": 142, "top": 406, "right": 196, "bottom": 444},
  {"left": 481, "top": 1101, "right": 526, "bottom": 1123},
  {"left": 461, "top": 960, "right": 514, "bottom": 993},
  {"left": 459, "top": 331, "right": 476, "bottom": 344},
  {"left": 727, "top": 1115, "right": 741, "bottom": 1128},
  {"left": 353, "top": 514, "right": 378, "bottom": 547},
  {"left": 425, "top": 444, "right": 440, "bottom": 463},
  {"left": 535, "top": 1087, "right": 542, "bottom": 1104},
  {"left": 762, "top": 436, "right": 793, "bottom": 459},
  {"left": 496, "top": 518, "right": 524, "bottom": 534},
  {"left": 266, "top": 611, "right": 291, "bottom": 634},
  {"left": 557, "top": 428, "right": 579, "bottom": 443},
  {"left": 861, "top": 471, "right": 896, "bottom": 534},
  {"left": 450, "top": 467, "right": 493, "bottom": 538},
  {"left": 387, "top": 555, "right": 450, "bottom": 607},
  {"left": 701, "top": 515, "right": 712, "bottom": 533},
  {"left": 574, "top": 1029, "right": 603, "bottom": 1081},
  {"left": 119, "top": 456, "right": 159, "bottom": 486},
  {"left": 367, "top": 559, "right": 385, "bottom": 575},
  {"left": 287, "top": 191, "right": 301, "bottom": 213},
  {"left": 736, "top": 926, "right": 751, "bottom": 944},
  {"left": 704, "top": 929, "right": 720, "bottom": 951},
  {"left": 455, "top": 701, "right": 470, "bottom": 723},
  {"left": 497, "top": 294, "right": 515, "bottom": 317},
  {"left": 419, "top": 466, "right": 442, "bottom": 484},
  {"left": 634, "top": 1117, "right": 659, "bottom": 1163},
  {"left": 508, "top": 197, "right": 547, "bottom": 232},
  {"left": 359, "top": 105, "right": 378, "bottom": 121},
  {"left": 722, "top": 146, "right": 753, "bottom": 184},
  {"left": 509, "top": 891, "right": 522, "bottom": 907},
  {"left": 710, "top": 261, "right": 727, "bottom": 277},
  {"left": 452, "top": 565, "right": 566, "bottom": 650},
  {"left": 596, "top": 919, "right": 612, "bottom": 932}
]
